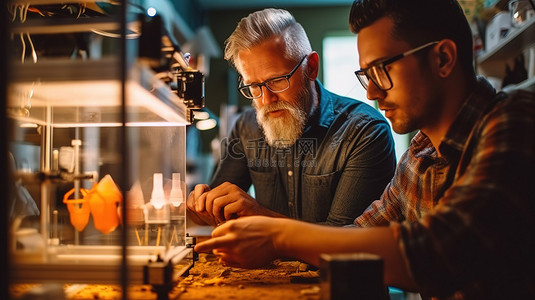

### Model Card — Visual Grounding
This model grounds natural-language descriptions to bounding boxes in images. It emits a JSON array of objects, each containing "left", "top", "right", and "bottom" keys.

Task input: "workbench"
[{"left": 10, "top": 253, "right": 322, "bottom": 299}]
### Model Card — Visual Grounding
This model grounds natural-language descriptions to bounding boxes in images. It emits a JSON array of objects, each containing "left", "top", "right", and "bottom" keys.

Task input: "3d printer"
[{"left": 6, "top": 1, "right": 204, "bottom": 299}]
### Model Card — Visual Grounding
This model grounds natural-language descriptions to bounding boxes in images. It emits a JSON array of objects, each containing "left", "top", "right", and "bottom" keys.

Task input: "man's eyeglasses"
[
  {"left": 238, "top": 55, "right": 307, "bottom": 100},
  {"left": 354, "top": 41, "right": 439, "bottom": 91}
]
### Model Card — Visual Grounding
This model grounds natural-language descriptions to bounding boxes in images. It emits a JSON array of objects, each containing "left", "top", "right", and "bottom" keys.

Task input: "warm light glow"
[
  {"left": 8, "top": 61, "right": 189, "bottom": 128},
  {"left": 151, "top": 198, "right": 165, "bottom": 210},
  {"left": 169, "top": 173, "right": 183, "bottom": 207},
  {"left": 20, "top": 123, "right": 38, "bottom": 128},
  {"left": 194, "top": 111, "right": 209, "bottom": 120},
  {"left": 53, "top": 122, "right": 186, "bottom": 128},
  {"left": 196, "top": 119, "right": 217, "bottom": 130},
  {"left": 150, "top": 173, "right": 166, "bottom": 210},
  {"left": 147, "top": 7, "right": 157, "bottom": 17}
]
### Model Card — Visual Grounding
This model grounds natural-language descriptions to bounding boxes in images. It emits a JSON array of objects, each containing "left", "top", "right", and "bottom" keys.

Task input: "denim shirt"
[{"left": 210, "top": 80, "right": 396, "bottom": 225}]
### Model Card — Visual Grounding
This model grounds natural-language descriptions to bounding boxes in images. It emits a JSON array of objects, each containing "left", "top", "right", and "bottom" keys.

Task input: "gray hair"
[{"left": 224, "top": 8, "right": 312, "bottom": 70}]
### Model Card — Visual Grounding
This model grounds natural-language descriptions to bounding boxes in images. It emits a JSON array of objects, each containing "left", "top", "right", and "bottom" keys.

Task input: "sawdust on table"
[{"left": 173, "top": 253, "right": 321, "bottom": 300}]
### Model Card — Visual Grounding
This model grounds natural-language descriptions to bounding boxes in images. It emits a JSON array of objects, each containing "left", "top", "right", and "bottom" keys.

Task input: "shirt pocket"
[
  {"left": 249, "top": 169, "right": 278, "bottom": 209},
  {"left": 302, "top": 171, "right": 339, "bottom": 222}
]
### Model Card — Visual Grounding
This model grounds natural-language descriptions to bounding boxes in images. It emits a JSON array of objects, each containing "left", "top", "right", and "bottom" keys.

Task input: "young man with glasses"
[
  {"left": 195, "top": 0, "right": 535, "bottom": 299},
  {"left": 186, "top": 8, "right": 397, "bottom": 227}
]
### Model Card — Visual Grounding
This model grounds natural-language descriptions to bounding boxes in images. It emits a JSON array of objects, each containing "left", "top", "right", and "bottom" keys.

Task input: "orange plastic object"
[
  {"left": 87, "top": 175, "right": 123, "bottom": 234},
  {"left": 63, "top": 188, "right": 90, "bottom": 232}
]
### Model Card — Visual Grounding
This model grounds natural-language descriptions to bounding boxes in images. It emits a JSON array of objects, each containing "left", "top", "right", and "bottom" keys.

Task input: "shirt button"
[{"left": 288, "top": 170, "right": 293, "bottom": 176}]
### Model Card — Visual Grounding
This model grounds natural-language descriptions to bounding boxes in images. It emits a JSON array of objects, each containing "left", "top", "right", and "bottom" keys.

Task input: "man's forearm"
[{"left": 273, "top": 219, "right": 417, "bottom": 290}]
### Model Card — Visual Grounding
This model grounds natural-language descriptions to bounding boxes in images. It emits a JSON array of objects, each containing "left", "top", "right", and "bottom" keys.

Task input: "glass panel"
[
  {"left": 8, "top": 63, "right": 190, "bottom": 285},
  {"left": 6, "top": 2, "right": 194, "bottom": 297}
]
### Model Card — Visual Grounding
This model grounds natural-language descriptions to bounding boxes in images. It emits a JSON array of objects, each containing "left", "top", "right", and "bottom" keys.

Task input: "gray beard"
[{"left": 255, "top": 84, "right": 313, "bottom": 149}]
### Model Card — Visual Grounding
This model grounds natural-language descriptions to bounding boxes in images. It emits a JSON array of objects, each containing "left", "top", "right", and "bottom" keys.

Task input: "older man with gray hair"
[{"left": 187, "top": 8, "right": 396, "bottom": 227}]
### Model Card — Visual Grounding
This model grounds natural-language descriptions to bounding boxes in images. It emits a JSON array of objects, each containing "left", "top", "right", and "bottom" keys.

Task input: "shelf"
[
  {"left": 11, "top": 246, "right": 193, "bottom": 284},
  {"left": 10, "top": 17, "right": 119, "bottom": 34},
  {"left": 476, "top": 15, "right": 535, "bottom": 81},
  {"left": 8, "top": 58, "right": 188, "bottom": 127},
  {"left": 11, "top": 0, "right": 109, "bottom": 4},
  {"left": 502, "top": 76, "right": 535, "bottom": 92},
  {"left": 478, "top": 16, "right": 535, "bottom": 64}
]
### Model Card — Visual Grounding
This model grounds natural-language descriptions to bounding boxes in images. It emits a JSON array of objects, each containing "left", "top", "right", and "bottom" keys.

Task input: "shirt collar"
[
  {"left": 311, "top": 79, "right": 336, "bottom": 129},
  {"left": 411, "top": 77, "right": 497, "bottom": 158},
  {"left": 439, "top": 77, "right": 497, "bottom": 155}
]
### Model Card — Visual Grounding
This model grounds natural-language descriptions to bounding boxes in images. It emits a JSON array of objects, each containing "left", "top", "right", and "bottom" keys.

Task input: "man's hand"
[
  {"left": 194, "top": 216, "right": 281, "bottom": 268},
  {"left": 187, "top": 182, "right": 284, "bottom": 227},
  {"left": 186, "top": 184, "right": 218, "bottom": 226},
  {"left": 204, "top": 182, "right": 279, "bottom": 223},
  {"left": 195, "top": 216, "right": 417, "bottom": 290}
]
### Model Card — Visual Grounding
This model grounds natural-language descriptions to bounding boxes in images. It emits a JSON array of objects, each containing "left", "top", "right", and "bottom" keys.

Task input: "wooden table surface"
[
  {"left": 173, "top": 253, "right": 322, "bottom": 300},
  {"left": 11, "top": 253, "right": 322, "bottom": 300}
]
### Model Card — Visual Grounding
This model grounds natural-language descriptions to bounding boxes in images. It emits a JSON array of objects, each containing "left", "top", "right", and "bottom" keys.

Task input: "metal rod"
[
  {"left": 119, "top": 1, "right": 129, "bottom": 299},
  {"left": 1, "top": 1, "right": 10, "bottom": 295},
  {"left": 52, "top": 210, "right": 59, "bottom": 245},
  {"left": 72, "top": 139, "right": 82, "bottom": 199}
]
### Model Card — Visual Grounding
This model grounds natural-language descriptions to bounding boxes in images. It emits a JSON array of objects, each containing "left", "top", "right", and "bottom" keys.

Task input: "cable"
[
  {"left": 19, "top": 3, "right": 29, "bottom": 23},
  {"left": 20, "top": 33, "right": 25, "bottom": 63},
  {"left": 26, "top": 33, "right": 37, "bottom": 63},
  {"left": 76, "top": 3, "right": 86, "bottom": 19},
  {"left": 8, "top": 4, "right": 17, "bottom": 22},
  {"left": 90, "top": 28, "right": 140, "bottom": 39}
]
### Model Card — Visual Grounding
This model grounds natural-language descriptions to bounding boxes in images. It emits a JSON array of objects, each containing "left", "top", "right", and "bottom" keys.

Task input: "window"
[{"left": 323, "top": 34, "right": 410, "bottom": 161}]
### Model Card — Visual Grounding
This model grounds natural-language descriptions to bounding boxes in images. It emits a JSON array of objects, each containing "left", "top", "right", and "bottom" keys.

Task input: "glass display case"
[{"left": 5, "top": 1, "right": 200, "bottom": 299}]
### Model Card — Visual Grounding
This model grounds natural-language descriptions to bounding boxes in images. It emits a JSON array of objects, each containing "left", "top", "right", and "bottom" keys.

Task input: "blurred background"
[{"left": 172, "top": 0, "right": 411, "bottom": 190}]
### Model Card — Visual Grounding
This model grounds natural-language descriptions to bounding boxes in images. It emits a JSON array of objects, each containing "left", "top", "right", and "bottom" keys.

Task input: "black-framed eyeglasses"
[
  {"left": 354, "top": 41, "right": 439, "bottom": 91},
  {"left": 238, "top": 55, "right": 307, "bottom": 100}
]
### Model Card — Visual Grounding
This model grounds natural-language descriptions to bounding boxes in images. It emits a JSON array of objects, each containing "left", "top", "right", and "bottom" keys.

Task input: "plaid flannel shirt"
[{"left": 355, "top": 78, "right": 535, "bottom": 299}]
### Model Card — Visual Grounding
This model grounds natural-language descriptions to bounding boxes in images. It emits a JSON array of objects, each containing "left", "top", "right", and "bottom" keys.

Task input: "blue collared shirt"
[{"left": 211, "top": 80, "right": 396, "bottom": 225}]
